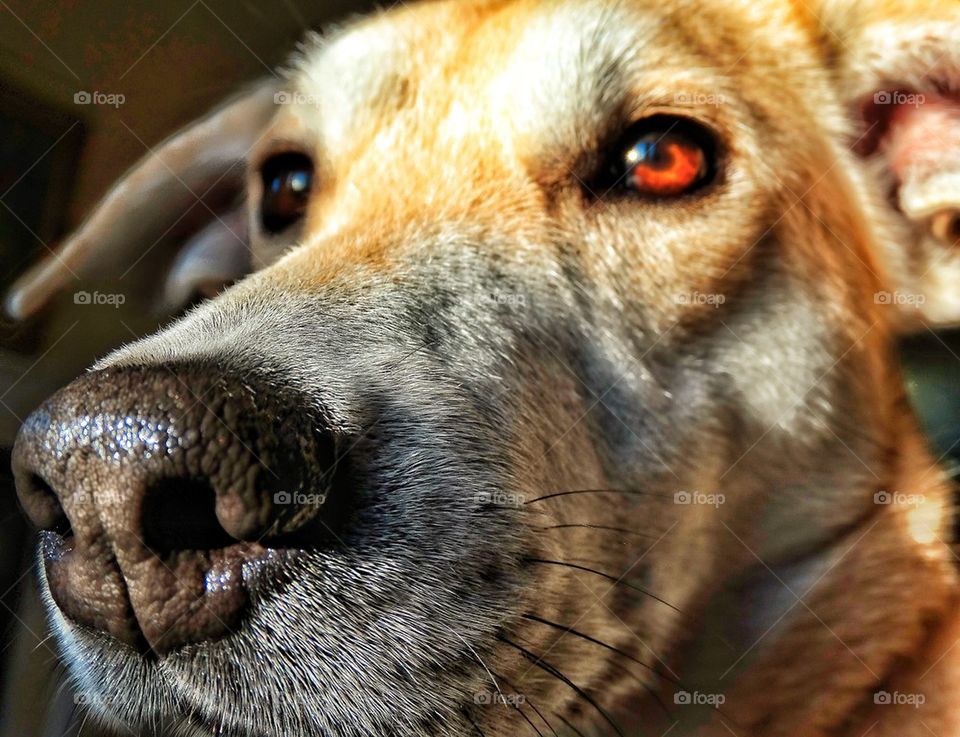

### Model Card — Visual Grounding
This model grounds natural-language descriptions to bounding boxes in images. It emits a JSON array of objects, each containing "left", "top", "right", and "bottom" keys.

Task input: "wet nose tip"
[{"left": 12, "top": 365, "right": 340, "bottom": 654}]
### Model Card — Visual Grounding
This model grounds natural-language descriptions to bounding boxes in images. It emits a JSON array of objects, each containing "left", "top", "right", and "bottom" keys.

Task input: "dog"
[{"left": 6, "top": 1, "right": 960, "bottom": 735}]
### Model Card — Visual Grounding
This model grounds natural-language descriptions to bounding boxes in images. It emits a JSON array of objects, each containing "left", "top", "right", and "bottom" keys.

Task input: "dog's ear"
[
  {"left": 4, "top": 79, "right": 278, "bottom": 321},
  {"left": 817, "top": 0, "right": 960, "bottom": 329}
]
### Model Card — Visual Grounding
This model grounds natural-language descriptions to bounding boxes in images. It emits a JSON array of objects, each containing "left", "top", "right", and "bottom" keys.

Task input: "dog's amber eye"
[
  {"left": 624, "top": 132, "right": 706, "bottom": 196},
  {"left": 260, "top": 152, "right": 313, "bottom": 234},
  {"left": 608, "top": 116, "right": 716, "bottom": 198}
]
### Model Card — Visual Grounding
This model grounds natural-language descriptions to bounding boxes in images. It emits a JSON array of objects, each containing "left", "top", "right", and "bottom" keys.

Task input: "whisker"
[
  {"left": 521, "top": 614, "right": 674, "bottom": 721},
  {"left": 559, "top": 557, "right": 633, "bottom": 569},
  {"left": 511, "top": 629, "right": 663, "bottom": 732},
  {"left": 499, "top": 635, "right": 626, "bottom": 737},
  {"left": 32, "top": 633, "right": 57, "bottom": 652},
  {"left": 497, "top": 672, "right": 560, "bottom": 737},
  {"left": 524, "top": 558, "right": 680, "bottom": 612},
  {"left": 524, "top": 489, "right": 669, "bottom": 505},
  {"left": 520, "top": 614, "right": 679, "bottom": 685},
  {"left": 463, "top": 709, "right": 488, "bottom": 737},
  {"left": 514, "top": 700, "right": 546, "bottom": 737},
  {"left": 537, "top": 523, "right": 657, "bottom": 539},
  {"left": 554, "top": 711, "right": 589, "bottom": 737},
  {"left": 449, "top": 627, "right": 503, "bottom": 700},
  {"left": 472, "top": 652, "right": 545, "bottom": 737},
  {"left": 601, "top": 657, "right": 674, "bottom": 722},
  {"left": 76, "top": 709, "right": 90, "bottom": 737}
]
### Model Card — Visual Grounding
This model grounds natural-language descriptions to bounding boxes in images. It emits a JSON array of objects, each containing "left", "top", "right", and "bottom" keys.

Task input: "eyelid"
[
  {"left": 249, "top": 102, "right": 320, "bottom": 159},
  {"left": 251, "top": 139, "right": 312, "bottom": 173}
]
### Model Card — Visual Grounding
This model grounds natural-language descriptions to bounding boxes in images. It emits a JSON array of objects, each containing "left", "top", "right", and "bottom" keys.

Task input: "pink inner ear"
[
  {"left": 884, "top": 95, "right": 960, "bottom": 184},
  {"left": 861, "top": 91, "right": 960, "bottom": 225}
]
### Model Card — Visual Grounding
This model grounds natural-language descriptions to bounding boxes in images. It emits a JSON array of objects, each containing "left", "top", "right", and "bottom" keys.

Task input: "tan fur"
[{"left": 227, "top": 2, "right": 960, "bottom": 726}]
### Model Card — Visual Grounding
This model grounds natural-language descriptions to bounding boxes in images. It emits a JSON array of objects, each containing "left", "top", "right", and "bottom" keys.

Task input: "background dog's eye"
[
  {"left": 606, "top": 116, "right": 716, "bottom": 198},
  {"left": 260, "top": 152, "right": 314, "bottom": 234}
]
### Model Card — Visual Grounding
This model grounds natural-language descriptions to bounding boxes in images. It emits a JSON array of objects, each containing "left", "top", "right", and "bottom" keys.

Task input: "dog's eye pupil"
[
  {"left": 260, "top": 152, "right": 314, "bottom": 234},
  {"left": 625, "top": 133, "right": 706, "bottom": 196},
  {"left": 270, "top": 170, "right": 309, "bottom": 194},
  {"left": 608, "top": 116, "right": 716, "bottom": 198}
]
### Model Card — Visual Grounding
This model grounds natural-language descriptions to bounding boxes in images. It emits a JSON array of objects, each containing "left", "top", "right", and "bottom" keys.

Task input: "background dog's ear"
[
  {"left": 4, "top": 79, "right": 278, "bottom": 321},
  {"left": 819, "top": 0, "right": 960, "bottom": 330}
]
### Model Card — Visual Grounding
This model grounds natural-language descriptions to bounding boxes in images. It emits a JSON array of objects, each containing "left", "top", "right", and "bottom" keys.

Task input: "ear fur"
[
  {"left": 4, "top": 78, "right": 279, "bottom": 321},
  {"left": 816, "top": 0, "right": 960, "bottom": 329}
]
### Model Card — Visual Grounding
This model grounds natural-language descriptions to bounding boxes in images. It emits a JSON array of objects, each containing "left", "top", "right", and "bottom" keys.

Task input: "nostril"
[
  {"left": 21, "top": 473, "right": 71, "bottom": 537},
  {"left": 15, "top": 366, "right": 343, "bottom": 653},
  {"left": 141, "top": 477, "right": 235, "bottom": 555}
]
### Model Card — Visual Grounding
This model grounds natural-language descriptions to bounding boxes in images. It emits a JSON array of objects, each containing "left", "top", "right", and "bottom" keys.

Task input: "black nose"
[{"left": 12, "top": 365, "right": 339, "bottom": 654}]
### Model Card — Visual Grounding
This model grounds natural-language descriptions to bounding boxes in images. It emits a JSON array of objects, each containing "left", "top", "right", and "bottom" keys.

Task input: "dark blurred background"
[
  {"left": 0, "top": 1, "right": 375, "bottom": 734},
  {"left": 0, "top": 1, "right": 957, "bottom": 736}
]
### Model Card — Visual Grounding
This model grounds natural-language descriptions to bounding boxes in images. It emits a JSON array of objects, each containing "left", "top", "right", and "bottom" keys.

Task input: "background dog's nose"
[{"left": 11, "top": 366, "right": 339, "bottom": 654}]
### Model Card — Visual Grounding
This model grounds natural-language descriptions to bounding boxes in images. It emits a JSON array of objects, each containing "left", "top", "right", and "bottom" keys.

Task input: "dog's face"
[{"left": 8, "top": 1, "right": 957, "bottom": 736}]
